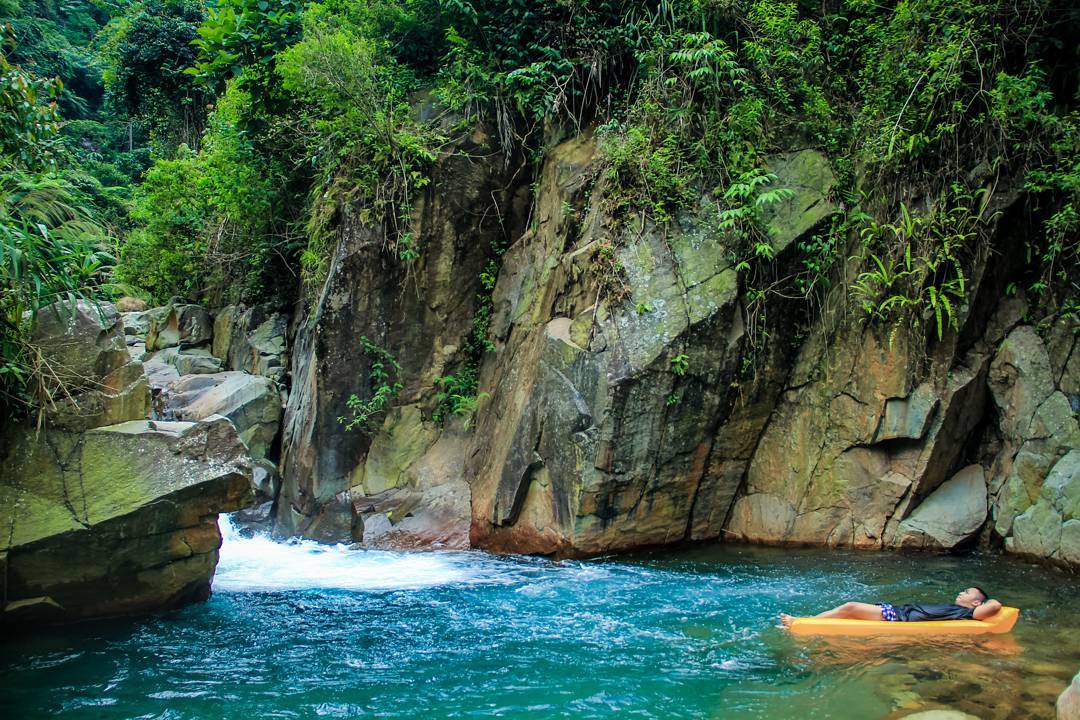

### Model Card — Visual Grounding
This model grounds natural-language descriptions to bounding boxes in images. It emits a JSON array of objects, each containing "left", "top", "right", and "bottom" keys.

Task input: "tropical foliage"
[{"left": 2, "top": 0, "right": 1077, "bottom": 424}]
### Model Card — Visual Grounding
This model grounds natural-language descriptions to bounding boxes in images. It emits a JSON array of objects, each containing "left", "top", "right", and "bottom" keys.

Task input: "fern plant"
[{"left": 337, "top": 336, "right": 403, "bottom": 433}]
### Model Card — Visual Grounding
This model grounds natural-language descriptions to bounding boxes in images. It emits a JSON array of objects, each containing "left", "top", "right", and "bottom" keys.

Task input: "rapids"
[{"left": 1, "top": 516, "right": 1077, "bottom": 719}]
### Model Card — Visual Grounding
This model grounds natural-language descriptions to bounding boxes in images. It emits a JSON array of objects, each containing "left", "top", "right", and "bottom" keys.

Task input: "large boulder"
[
  {"left": 163, "top": 372, "right": 282, "bottom": 460},
  {"left": 895, "top": 465, "right": 988, "bottom": 550},
  {"left": 212, "top": 304, "right": 289, "bottom": 382},
  {"left": 0, "top": 417, "right": 252, "bottom": 624},
  {"left": 145, "top": 301, "right": 213, "bottom": 351},
  {"left": 31, "top": 301, "right": 149, "bottom": 432}
]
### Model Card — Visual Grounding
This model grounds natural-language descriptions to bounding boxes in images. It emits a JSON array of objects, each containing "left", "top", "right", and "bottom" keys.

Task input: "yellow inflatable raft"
[{"left": 788, "top": 607, "right": 1020, "bottom": 637}]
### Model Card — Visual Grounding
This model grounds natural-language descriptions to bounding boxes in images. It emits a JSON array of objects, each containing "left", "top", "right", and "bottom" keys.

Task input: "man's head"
[{"left": 955, "top": 586, "right": 988, "bottom": 607}]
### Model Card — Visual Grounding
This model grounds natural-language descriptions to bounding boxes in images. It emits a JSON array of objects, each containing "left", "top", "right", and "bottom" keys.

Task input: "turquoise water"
[{"left": 2, "top": 519, "right": 1078, "bottom": 719}]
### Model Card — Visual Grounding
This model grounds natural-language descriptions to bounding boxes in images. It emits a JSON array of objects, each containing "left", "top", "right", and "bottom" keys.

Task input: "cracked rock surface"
[{"left": 1, "top": 301, "right": 253, "bottom": 625}]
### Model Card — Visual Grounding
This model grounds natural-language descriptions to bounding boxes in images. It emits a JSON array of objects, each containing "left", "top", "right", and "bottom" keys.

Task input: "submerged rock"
[{"left": 0, "top": 417, "right": 252, "bottom": 624}]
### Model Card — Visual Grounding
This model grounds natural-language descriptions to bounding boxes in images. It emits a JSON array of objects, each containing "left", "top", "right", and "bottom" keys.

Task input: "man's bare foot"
[{"left": 779, "top": 613, "right": 795, "bottom": 629}]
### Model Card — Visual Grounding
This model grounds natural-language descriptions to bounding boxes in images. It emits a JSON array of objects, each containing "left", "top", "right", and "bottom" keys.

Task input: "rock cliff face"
[
  {"left": 276, "top": 129, "right": 1078, "bottom": 568},
  {"left": 276, "top": 128, "right": 530, "bottom": 542},
  {"left": 465, "top": 139, "right": 833, "bottom": 554},
  {"left": 0, "top": 302, "right": 253, "bottom": 624}
]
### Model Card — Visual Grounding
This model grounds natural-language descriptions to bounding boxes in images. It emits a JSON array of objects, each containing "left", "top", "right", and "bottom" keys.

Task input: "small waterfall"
[{"left": 213, "top": 514, "right": 477, "bottom": 593}]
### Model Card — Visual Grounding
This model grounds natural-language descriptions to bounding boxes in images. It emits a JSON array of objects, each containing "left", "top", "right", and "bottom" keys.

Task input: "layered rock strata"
[{"left": 0, "top": 301, "right": 253, "bottom": 624}]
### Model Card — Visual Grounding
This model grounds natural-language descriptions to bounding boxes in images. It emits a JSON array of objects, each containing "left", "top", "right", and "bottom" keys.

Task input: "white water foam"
[{"left": 213, "top": 515, "right": 480, "bottom": 593}]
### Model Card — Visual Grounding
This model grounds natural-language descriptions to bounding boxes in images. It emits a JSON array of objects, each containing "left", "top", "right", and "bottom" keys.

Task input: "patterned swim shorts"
[{"left": 879, "top": 603, "right": 899, "bottom": 622}]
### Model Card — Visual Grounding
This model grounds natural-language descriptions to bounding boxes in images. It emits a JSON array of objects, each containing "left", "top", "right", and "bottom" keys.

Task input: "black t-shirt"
[{"left": 895, "top": 603, "right": 975, "bottom": 622}]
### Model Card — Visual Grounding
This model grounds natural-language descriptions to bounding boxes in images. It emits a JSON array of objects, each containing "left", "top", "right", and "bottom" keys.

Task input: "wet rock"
[
  {"left": 899, "top": 712, "right": 982, "bottom": 720},
  {"left": 163, "top": 372, "right": 282, "bottom": 460},
  {"left": 252, "top": 458, "right": 280, "bottom": 501},
  {"left": 349, "top": 405, "right": 471, "bottom": 550},
  {"left": 121, "top": 310, "right": 151, "bottom": 340},
  {"left": 0, "top": 417, "right": 252, "bottom": 625},
  {"left": 895, "top": 465, "right": 988, "bottom": 550}
]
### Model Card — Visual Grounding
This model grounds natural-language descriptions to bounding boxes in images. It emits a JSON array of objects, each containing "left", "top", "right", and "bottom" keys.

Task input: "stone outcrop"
[
  {"left": 162, "top": 372, "right": 282, "bottom": 461},
  {"left": 1, "top": 301, "right": 253, "bottom": 624},
  {"left": 262, "top": 122, "right": 1078, "bottom": 570},
  {"left": 0, "top": 417, "right": 251, "bottom": 624},
  {"left": 463, "top": 142, "right": 834, "bottom": 555},
  {"left": 1009, "top": 449, "right": 1079, "bottom": 566},
  {"left": 276, "top": 126, "right": 529, "bottom": 540},
  {"left": 212, "top": 304, "right": 289, "bottom": 382}
]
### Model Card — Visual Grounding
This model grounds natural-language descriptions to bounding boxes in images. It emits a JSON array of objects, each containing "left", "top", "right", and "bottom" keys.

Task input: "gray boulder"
[
  {"left": 896, "top": 465, "right": 988, "bottom": 550},
  {"left": 163, "top": 372, "right": 282, "bottom": 460},
  {"left": 146, "top": 302, "right": 213, "bottom": 351},
  {"left": 212, "top": 304, "right": 289, "bottom": 382}
]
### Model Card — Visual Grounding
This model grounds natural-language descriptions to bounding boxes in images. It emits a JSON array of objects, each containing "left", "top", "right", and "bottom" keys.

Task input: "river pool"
[{"left": 1, "top": 518, "right": 1077, "bottom": 719}]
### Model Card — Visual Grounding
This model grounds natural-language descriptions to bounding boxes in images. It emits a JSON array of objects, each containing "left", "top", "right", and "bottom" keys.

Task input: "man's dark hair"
[{"left": 972, "top": 586, "right": 989, "bottom": 602}]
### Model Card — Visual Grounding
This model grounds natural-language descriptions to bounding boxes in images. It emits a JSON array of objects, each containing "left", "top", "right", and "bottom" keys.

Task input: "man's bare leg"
[
  {"left": 780, "top": 602, "right": 882, "bottom": 628},
  {"left": 815, "top": 601, "right": 882, "bottom": 620}
]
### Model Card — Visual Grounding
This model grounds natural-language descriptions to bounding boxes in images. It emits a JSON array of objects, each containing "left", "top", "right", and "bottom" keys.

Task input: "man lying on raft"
[{"left": 779, "top": 586, "right": 1003, "bottom": 628}]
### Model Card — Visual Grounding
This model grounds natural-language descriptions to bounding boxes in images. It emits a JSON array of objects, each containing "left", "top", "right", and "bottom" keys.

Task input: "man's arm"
[{"left": 973, "top": 599, "right": 1003, "bottom": 620}]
